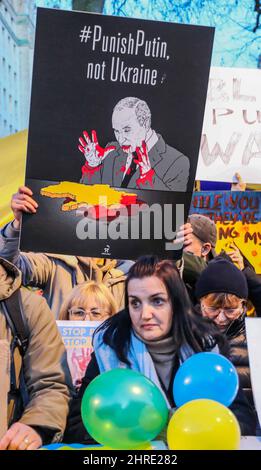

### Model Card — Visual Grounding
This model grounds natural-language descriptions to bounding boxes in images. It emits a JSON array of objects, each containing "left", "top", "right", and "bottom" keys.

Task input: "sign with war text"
[{"left": 196, "top": 67, "right": 261, "bottom": 184}]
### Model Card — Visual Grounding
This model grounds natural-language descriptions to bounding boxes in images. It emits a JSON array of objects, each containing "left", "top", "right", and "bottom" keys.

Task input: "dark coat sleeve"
[
  {"left": 229, "top": 386, "right": 257, "bottom": 436},
  {"left": 182, "top": 252, "right": 208, "bottom": 304},
  {"left": 243, "top": 267, "right": 261, "bottom": 317},
  {"left": 63, "top": 353, "right": 100, "bottom": 444}
]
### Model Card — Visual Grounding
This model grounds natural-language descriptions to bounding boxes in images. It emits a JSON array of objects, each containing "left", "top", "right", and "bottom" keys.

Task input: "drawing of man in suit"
[{"left": 79, "top": 97, "right": 190, "bottom": 191}]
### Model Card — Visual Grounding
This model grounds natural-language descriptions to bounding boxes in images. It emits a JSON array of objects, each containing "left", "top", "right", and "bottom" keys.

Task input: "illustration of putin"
[{"left": 79, "top": 97, "right": 190, "bottom": 191}]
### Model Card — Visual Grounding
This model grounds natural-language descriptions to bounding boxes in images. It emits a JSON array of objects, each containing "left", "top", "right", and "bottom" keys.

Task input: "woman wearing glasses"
[
  {"left": 59, "top": 281, "right": 118, "bottom": 322},
  {"left": 58, "top": 281, "right": 118, "bottom": 391},
  {"left": 195, "top": 257, "right": 253, "bottom": 408}
]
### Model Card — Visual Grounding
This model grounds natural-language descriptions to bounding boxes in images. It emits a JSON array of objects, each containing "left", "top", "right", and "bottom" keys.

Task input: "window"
[
  {"left": 14, "top": 100, "right": 18, "bottom": 119},
  {"left": 3, "top": 88, "right": 6, "bottom": 107},
  {"left": 9, "top": 94, "right": 12, "bottom": 113}
]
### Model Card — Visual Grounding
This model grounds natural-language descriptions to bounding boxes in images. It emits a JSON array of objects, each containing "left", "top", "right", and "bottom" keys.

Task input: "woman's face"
[
  {"left": 128, "top": 275, "right": 173, "bottom": 341},
  {"left": 68, "top": 298, "right": 110, "bottom": 322},
  {"left": 200, "top": 295, "right": 244, "bottom": 331}
]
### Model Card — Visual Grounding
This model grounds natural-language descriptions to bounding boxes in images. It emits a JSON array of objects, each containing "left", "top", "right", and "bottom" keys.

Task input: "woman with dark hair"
[{"left": 64, "top": 256, "right": 256, "bottom": 444}]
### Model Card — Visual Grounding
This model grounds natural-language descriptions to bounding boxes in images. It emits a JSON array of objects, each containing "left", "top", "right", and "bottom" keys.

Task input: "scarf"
[{"left": 93, "top": 328, "right": 216, "bottom": 408}]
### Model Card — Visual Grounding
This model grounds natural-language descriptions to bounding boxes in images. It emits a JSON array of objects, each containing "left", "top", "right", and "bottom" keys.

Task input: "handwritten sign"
[
  {"left": 190, "top": 191, "right": 261, "bottom": 273},
  {"left": 245, "top": 318, "right": 261, "bottom": 429},
  {"left": 196, "top": 67, "right": 261, "bottom": 184},
  {"left": 57, "top": 320, "right": 100, "bottom": 390}
]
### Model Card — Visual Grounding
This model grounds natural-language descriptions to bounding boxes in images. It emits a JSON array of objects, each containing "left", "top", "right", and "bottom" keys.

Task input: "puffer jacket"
[
  {"left": 0, "top": 257, "right": 72, "bottom": 443},
  {"left": 226, "top": 314, "right": 254, "bottom": 408}
]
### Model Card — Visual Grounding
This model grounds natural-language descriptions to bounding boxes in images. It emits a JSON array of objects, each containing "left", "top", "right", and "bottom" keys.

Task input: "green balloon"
[{"left": 81, "top": 368, "right": 168, "bottom": 449}]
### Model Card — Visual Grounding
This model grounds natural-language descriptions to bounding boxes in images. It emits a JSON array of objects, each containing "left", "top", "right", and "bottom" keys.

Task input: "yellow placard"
[
  {"left": 215, "top": 221, "right": 261, "bottom": 274},
  {"left": 0, "top": 130, "right": 27, "bottom": 228}
]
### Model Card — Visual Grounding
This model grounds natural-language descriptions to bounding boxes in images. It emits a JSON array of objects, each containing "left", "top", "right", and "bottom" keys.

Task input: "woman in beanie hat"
[{"left": 195, "top": 256, "right": 254, "bottom": 411}]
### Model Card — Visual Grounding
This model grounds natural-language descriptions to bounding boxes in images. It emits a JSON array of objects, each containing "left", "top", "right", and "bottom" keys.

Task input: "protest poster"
[
  {"left": 245, "top": 318, "right": 261, "bottom": 430},
  {"left": 190, "top": 191, "right": 261, "bottom": 274},
  {"left": 20, "top": 7, "right": 214, "bottom": 259},
  {"left": 196, "top": 67, "right": 261, "bottom": 184},
  {"left": 57, "top": 320, "right": 100, "bottom": 389}
]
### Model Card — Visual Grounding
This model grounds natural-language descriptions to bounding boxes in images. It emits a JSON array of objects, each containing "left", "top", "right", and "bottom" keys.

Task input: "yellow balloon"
[{"left": 167, "top": 399, "right": 241, "bottom": 450}]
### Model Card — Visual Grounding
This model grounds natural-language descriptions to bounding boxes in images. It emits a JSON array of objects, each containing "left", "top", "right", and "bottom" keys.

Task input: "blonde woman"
[
  {"left": 59, "top": 281, "right": 118, "bottom": 321},
  {"left": 58, "top": 281, "right": 118, "bottom": 390}
]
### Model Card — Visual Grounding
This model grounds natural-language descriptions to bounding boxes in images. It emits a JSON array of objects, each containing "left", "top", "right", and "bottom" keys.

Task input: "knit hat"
[
  {"left": 195, "top": 257, "right": 248, "bottom": 300},
  {"left": 188, "top": 214, "right": 217, "bottom": 257}
]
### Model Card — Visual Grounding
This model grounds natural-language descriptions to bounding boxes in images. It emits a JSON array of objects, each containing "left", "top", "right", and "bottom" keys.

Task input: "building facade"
[
  {"left": 0, "top": 0, "right": 36, "bottom": 137},
  {"left": 0, "top": 0, "right": 72, "bottom": 138}
]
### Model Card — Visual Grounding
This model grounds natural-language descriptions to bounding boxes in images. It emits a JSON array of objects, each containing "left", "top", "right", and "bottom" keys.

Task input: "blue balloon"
[{"left": 173, "top": 352, "right": 239, "bottom": 407}]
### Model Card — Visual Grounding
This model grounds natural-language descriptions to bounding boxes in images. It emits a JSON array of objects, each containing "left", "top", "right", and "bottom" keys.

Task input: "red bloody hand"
[
  {"left": 136, "top": 168, "right": 155, "bottom": 188},
  {"left": 78, "top": 130, "right": 116, "bottom": 168},
  {"left": 134, "top": 141, "right": 152, "bottom": 176},
  {"left": 134, "top": 141, "right": 155, "bottom": 188},
  {"left": 121, "top": 145, "right": 131, "bottom": 153}
]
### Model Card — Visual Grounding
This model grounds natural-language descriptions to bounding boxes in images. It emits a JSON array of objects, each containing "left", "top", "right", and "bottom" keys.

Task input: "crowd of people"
[{"left": 0, "top": 184, "right": 260, "bottom": 450}]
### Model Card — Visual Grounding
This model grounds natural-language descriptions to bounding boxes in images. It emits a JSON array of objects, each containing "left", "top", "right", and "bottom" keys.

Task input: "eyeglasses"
[
  {"left": 68, "top": 307, "right": 106, "bottom": 320},
  {"left": 201, "top": 303, "right": 243, "bottom": 319}
]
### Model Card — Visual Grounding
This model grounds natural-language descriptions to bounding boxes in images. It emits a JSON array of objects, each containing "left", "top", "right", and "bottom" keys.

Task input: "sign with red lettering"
[
  {"left": 196, "top": 67, "right": 261, "bottom": 184},
  {"left": 190, "top": 191, "right": 261, "bottom": 273},
  {"left": 57, "top": 320, "right": 100, "bottom": 391}
]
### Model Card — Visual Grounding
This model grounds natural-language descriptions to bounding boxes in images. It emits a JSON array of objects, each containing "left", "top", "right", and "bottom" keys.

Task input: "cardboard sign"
[
  {"left": 245, "top": 318, "right": 261, "bottom": 429},
  {"left": 196, "top": 67, "right": 261, "bottom": 184},
  {"left": 57, "top": 320, "right": 100, "bottom": 389},
  {"left": 190, "top": 191, "right": 261, "bottom": 274},
  {"left": 20, "top": 7, "right": 213, "bottom": 259}
]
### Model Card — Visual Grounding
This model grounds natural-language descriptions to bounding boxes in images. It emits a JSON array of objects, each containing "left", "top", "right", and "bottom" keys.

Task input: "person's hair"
[
  {"left": 113, "top": 97, "right": 151, "bottom": 129},
  {"left": 58, "top": 281, "right": 118, "bottom": 320},
  {"left": 95, "top": 256, "right": 228, "bottom": 364},
  {"left": 201, "top": 293, "right": 246, "bottom": 308}
]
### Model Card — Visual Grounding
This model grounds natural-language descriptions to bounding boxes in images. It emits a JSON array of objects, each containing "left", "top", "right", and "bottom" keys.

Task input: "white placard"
[
  {"left": 245, "top": 318, "right": 261, "bottom": 428},
  {"left": 196, "top": 67, "right": 261, "bottom": 184},
  {"left": 240, "top": 436, "right": 261, "bottom": 450},
  {"left": 56, "top": 320, "right": 101, "bottom": 389}
]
